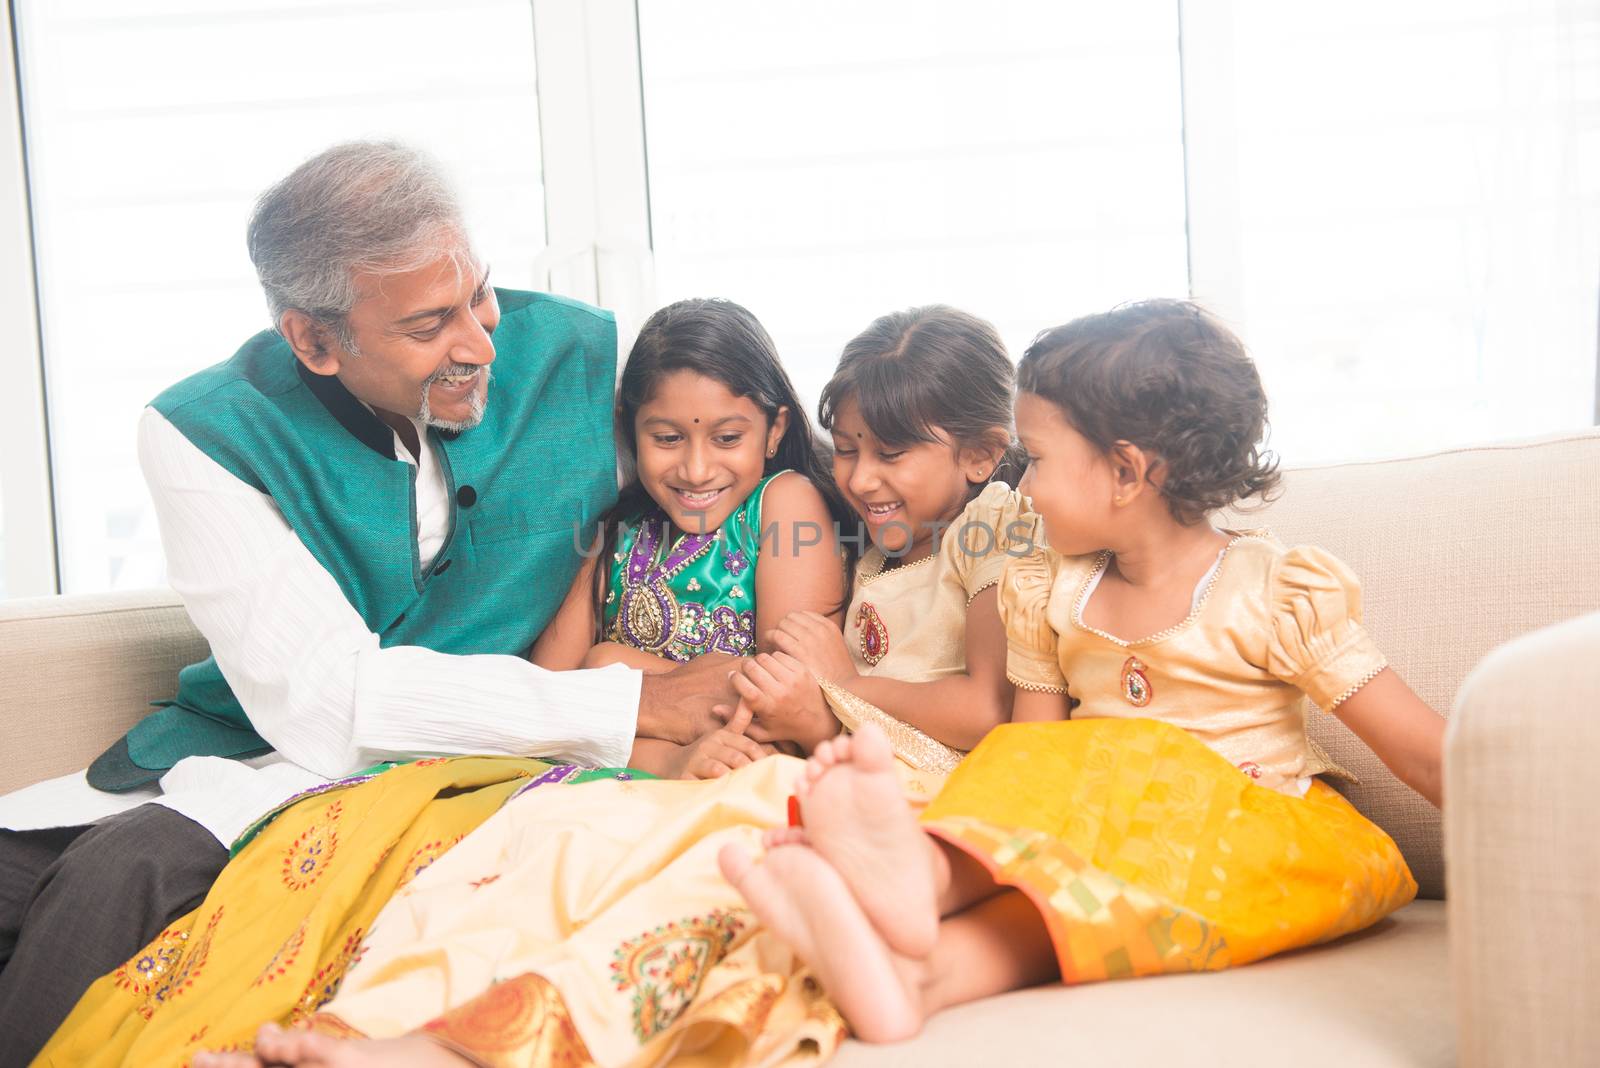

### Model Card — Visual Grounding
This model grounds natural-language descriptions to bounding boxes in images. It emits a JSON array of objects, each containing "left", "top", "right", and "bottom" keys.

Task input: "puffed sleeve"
[
  {"left": 997, "top": 548, "right": 1069, "bottom": 694},
  {"left": 944, "top": 483, "right": 1045, "bottom": 604},
  {"left": 1264, "top": 545, "right": 1388, "bottom": 710}
]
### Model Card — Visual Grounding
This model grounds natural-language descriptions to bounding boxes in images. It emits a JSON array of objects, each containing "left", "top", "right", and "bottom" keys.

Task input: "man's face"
[{"left": 326, "top": 248, "right": 499, "bottom": 430}]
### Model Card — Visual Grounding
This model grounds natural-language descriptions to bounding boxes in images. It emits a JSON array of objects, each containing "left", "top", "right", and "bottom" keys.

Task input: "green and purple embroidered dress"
[{"left": 601, "top": 471, "right": 787, "bottom": 662}]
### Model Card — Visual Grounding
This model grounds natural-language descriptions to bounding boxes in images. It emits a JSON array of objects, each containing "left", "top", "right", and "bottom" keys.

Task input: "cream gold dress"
[{"left": 819, "top": 482, "right": 1041, "bottom": 789}]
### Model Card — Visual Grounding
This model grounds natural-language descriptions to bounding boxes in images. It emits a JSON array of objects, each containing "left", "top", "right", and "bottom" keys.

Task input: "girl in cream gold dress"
[{"left": 717, "top": 299, "right": 1445, "bottom": 1043}]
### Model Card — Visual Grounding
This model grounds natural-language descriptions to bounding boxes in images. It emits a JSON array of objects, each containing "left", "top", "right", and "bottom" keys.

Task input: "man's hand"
[
  {"left": 731, "top": 651, "right": 841, "bottom": 750},
  {"left": 767, "top": 610, "right": 857, "bottom": 683},
  {"left": 636, "top": 653, "right": 742, "bottom": 745}
]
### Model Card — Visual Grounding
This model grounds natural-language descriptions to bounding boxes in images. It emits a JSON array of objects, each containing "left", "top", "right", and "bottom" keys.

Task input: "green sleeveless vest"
[{"left": 88, "top": 289, "right": 618, "bottom": 791}]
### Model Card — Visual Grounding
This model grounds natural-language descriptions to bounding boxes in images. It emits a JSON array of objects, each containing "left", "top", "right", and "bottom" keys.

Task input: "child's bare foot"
[
  {"left": 788, "top": 723, "right": 940, "bottom": 956},
  {"left": 718, "top": 842, "right": 924, "bottom": 1042},
  {"left": 192, "top": 1023, "right": 470, "bottom": 1068}
]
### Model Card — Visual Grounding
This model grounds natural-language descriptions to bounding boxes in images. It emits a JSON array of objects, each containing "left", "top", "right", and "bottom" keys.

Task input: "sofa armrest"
[
  {"left": 1446, "top": 610, "right": 1600, "bottom": 1068},
  {"left": 0, "top": 589, "right": 207, "bottom": 796}
]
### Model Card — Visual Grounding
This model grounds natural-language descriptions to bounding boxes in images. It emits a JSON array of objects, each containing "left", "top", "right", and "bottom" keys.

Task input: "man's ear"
[
  {"left": 279, "top": 309, "right": 342, "bottom": 376},
  {"left": 1108, "top": 440, "right": 1158, "bottom": 507}
]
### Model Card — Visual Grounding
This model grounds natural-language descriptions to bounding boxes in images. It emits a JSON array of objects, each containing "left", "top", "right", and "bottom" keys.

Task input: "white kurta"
[{"left": 0, "top": 407, "right": 642, "bottom": 844}]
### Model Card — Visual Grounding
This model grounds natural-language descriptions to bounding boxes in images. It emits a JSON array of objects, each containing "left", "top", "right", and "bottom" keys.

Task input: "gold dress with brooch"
[
  {"left": 816, "top": 482, "right": 1041, "bottom": 787},
  {"left": 919, "top": 533, "right": 1418, "bottom": 984}
]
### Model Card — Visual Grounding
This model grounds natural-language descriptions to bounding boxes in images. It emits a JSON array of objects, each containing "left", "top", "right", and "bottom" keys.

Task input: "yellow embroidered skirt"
[
  {"left": 302, "top": 755, "right": 843, "bottom": 1068},
  {"left": 35, "top": 755, "right": 556, "bottom": 1067},
  {"left": 920, "top": 718, "right": 1417, "bottom": 982}
]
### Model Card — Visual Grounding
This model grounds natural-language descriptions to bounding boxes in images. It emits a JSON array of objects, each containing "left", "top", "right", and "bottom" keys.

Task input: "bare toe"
[
  {"left": 255, "top": 1023, "right": 327, "bottom": 1064},
  {"left": 847, "top": 722, "right": 893, "bottom": 771},
  {"left": 192, "top": 1054, "right": 259, "bottom": 1068},
  {"left": 764, "top": 826, "right": 809, "bottom": 848},
  {"left": 719, "top": 842, "right": 757, "bottom": 886}
]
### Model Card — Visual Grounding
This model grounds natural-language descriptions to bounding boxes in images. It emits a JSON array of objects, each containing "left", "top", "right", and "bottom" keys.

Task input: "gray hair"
[{"left": 246, "top": 141, "right": 474, "bottom": 353}]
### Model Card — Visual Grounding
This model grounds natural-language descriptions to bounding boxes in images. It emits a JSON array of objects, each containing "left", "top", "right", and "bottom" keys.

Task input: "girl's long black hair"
[{"left": 590, "top": 298, "right": 858, "bottom": 632}]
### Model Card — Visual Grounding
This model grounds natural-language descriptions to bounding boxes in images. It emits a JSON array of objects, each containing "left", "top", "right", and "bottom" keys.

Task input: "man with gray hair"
[{"left": 0, "top": 141, "right": 734, "bottom": 1060}]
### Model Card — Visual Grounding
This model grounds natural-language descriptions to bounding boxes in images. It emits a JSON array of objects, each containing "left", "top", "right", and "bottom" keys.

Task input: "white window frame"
[
  {"left": 0, "top": 1, "right": 58, "bottom": 597},
  {"left": 529, "top": 0, "right": 653, "bottom": 341}
]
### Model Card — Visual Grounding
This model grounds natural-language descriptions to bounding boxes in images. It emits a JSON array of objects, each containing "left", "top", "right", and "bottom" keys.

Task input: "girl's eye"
[
  {"left": 652, "top": 434, "right": 683, "bottom": 446},
  {"left": 713, "top": 433, "right": 743, "bottom": 447},
  {"left": 833, "top": 446, "right": 856, "bottom": 458},
  {"left": 879, "top": 450, "right": 906, "bottom": 463}
]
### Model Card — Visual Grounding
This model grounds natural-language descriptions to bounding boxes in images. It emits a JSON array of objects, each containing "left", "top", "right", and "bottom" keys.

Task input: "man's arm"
[{"left": 140, "top": 409, "right": 641, "bottom": 777}]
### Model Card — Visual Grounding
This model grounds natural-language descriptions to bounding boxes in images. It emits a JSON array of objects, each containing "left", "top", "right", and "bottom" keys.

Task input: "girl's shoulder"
[
  {"left": 953, "top": 481, "right": 1026, "bottom": 529},
  {"left": 728, "top": 469, "right": 828, "bottom": 555},
  {"left": 940, "top": 483, "right": 1045, "bottom": 600},
  {"left": 1216, "top": 530, "right": 1365, "bottom": 602},
  {"left": 999, "top": 547, "right": 1101, "bottom": 627},
  {"left": 1220, "top": 534, "right": 1384, "bottom": 710}
]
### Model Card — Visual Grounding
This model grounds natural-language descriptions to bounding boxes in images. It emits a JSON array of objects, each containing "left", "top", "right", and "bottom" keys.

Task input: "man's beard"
[{"left": 418, "top": 362, "right": 490, "bottom": 432}]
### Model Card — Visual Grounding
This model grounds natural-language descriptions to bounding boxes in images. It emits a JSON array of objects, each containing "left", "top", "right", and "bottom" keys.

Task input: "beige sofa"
[{"left": 4, "top": 430, "right": 1598, "bottom": 1066}]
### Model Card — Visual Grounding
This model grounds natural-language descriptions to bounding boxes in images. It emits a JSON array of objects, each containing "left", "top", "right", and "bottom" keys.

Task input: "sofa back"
[
  {"left": 0, "top": 589, "right": 204, "bottom": 797},
  {"left": 1226, "top": 428, "right": 1600, "bottom": 898}
]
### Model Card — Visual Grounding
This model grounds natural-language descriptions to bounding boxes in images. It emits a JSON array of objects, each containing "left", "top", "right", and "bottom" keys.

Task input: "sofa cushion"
[
  {"left": 1226, "top": 429, "right": 1600, "bottom": 898},
  {"left": 830, "top": 899, "right": 1450, "bottom": 1067},
  {"left": 0, "top": 589, "right": 206, "bottom": 796}
]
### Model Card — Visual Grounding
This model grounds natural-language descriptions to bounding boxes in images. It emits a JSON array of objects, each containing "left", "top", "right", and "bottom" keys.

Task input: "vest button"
[
  {"left": 456, "top": 485, "right": 477, "bottom": 508},
  {"left": 433, "top": 559, "right": 452, "bottom": 577}
]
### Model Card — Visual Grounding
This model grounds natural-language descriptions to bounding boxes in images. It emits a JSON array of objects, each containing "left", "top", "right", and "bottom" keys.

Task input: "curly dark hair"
[{"left": 1017, "top": 299, "right": 1280, "bottom": 524}]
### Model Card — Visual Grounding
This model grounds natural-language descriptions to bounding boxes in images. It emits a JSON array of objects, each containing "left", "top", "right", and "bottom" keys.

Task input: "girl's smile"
[
  {"left": 829, "top": 395, "right": 979, "bottom": 564},
  {"left": 633, "top": 370, "right": 787, "bottom": 536}
]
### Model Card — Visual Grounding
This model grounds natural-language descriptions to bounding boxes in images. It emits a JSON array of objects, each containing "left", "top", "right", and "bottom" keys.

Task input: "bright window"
[
  {"left": 14, "top": 0, "right": 545, "bottom": 591},
  {"left": 1186, "top": 1, "right": 1598, "bottom": 462},
  {"left": 638, "top": 0, "right": 1191, "bottom": 413},
  {"left": 0, "top": 1, "right": 1594, "bottom": 597}
]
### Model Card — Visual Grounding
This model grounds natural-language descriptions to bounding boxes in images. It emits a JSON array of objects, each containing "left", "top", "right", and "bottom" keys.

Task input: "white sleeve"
[{"left": 138, "top": 407, "right": 641, "bottom": 777}]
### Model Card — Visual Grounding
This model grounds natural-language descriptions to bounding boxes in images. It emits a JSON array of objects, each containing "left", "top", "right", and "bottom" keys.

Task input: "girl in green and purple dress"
[{"left": 531, "top": 298, "right": 856, "bottom": 779}]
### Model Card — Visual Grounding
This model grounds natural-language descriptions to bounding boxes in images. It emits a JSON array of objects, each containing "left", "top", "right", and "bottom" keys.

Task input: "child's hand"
[
  {"left": 672, "top": 704, "right": 771, "bottom": 780},
  {"left": 768, "top": 611, "right": 857, "bottom": 683},
  {"left": 731, "top": 651, "right": 840, "bottom": 750}
]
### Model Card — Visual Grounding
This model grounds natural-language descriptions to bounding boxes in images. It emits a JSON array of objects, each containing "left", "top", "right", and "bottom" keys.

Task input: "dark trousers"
[{"left": 0, "top": 803, "right": 226, "bottom": 1066}]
